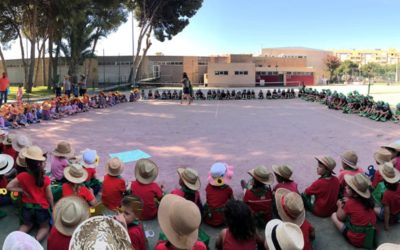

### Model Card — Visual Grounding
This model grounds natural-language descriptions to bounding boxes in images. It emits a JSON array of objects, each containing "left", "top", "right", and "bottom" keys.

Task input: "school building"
[{"left": 333, "top": 48, "right": 400, "bottom": 65}]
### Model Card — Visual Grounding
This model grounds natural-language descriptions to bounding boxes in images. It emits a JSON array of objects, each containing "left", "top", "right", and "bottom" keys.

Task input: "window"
[
  {"left": 215, "top": 71, "right": 228, "bottom": 76},
  {"left": 234, "top": 70, "right": 248, "bottom": 75}
]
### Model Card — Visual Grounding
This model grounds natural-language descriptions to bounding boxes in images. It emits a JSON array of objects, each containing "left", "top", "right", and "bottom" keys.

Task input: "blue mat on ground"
[{"left": 109, "top": 149, "right": 151, "bottom": 163}]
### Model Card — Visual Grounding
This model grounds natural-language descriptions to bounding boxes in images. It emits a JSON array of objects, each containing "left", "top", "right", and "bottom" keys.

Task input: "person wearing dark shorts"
[{"left": 181, "top": 72, "right": 192, "bottom": 105}]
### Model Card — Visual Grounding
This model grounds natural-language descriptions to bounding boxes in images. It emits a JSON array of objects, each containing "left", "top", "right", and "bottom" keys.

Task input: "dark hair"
[
  {"left": 26, "top": 158, "right": 45, "bottom": 187},
  {"left": 122, "top": 195, "right": 143, "bottom": 216},
  {"left": 349, "top": 186, "right": 375, "bottom": 209},
  {"left": 274, "top": 173, "right": 292, "bottom": 183},
  {"left": 252, "top": 178, "right": 265, "bottom": 188},
  {"left": 224, "top": 200, "right": 255, "bottom": 241},
  {"left": 179, "top": 179, "right": 196, "bottom": 202},
  {"left": 182, "top": 72, "right": 188, "bottom": 79},
  {"left": 384, "top": 181, "right": 399, "bottom": 191}
]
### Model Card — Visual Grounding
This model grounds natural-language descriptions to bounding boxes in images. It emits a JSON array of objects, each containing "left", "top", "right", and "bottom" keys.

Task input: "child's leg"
[
  {"left": 36, "top": 222, "right": 50, "bottom": 241},
  {"left": 331, "top": 212, "right": 345, "bottom": 231}
]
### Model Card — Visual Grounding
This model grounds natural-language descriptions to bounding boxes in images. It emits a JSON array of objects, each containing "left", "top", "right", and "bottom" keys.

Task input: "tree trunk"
[
  {"left": 87, "top": 28, "right": 101, "bottom": 84},
  {"left": 134, "top": 27, "right": 153, "bottom": 82},
  {"left": 0, "top": 47, "right": 7, "bottom": 75},
  {"left": 17, "top": 31, "right": 28, "bottom": 88},
  {"left": 47, "top": 35, "right": 53, "bottom": 89},
  {"left": 26, "top": 4, "right": 38, "bottom": 93},
  {"left": 52, "top": 41, "right": 61, "bottom": 90},
  {"left": 42, "top": 40, "right": 46, "bottom": 85},
  {"left": 34, "top": 39, "right": 43, "bottom": 86}
]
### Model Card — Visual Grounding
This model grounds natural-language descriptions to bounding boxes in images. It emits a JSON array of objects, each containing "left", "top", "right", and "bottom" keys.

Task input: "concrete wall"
[{"left": 206, "top": 62, "right": 256, "bottom": 87}]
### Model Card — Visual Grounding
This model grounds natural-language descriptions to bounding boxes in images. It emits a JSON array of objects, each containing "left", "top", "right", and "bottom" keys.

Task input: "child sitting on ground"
[
  {"left": 241, "top": 165, "right": 274, "bottom": 228},
  {"left": 264, "top": 219, "right": 304, "bottom": 250},
  {"left": 215, "top": 200, "right": 263, "bottom": 249},
  {"left": 0, "top": 154, "right": 13, "bottom": 218},
  {"left": 171, "top": 167, "right": 202, "bottom": 212},
  {"left": 114, "top": 195, "right": 147, "bottom": 250},
  {"left": 383, "top": 141, "right": 400, "bottom": 171},
  {"left": 51, "top": 141, "right": 74, "bottom": 182},
  {"left": 373, "top": 162, "right": 400, "bottom": 231},
  {"left": 204, "top": 162, "right": 234, "bottom": 227},
  {"left": 62, "top": 163, "right": 96, "bottom": 206},
  {"left": 272, "top": 164, "right": 299, "bottom": 193},
  {"left": 275, "top": 188, "right": 315, "bottom": 250},
  {"left": 80, "top": 149, "right": 101, "bottom": 195},
  {"left": 101, "top": 158, "right": 126, "bottom": 211},
  {"left": 7, "top": 145, "right": 54, "bottom": 242},
  {"left": 302, "top": 156, "right": 340, "bottom": 217},
  {"left": 337, "top": 150, "right": 364, "bottom": 196},
  {"left": 331, "top": 173, "right": 377, "bottom": 249},
  {"left": 371, "top": 147, "right": 395, "bottom": 188},
  {"left": 131, "top": 159, "right": 163, "bottom": 220},
  {"left": 47, "top": 196, "right": 90, "bottom": 250}
]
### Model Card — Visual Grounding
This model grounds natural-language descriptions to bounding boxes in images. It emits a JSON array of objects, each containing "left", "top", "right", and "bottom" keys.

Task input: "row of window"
[
  {"left": 214, "top": 70, "right": 249, "bottom": 76},
  {"left": 256, "top": 71, "right": 313, "bottom": 76}
]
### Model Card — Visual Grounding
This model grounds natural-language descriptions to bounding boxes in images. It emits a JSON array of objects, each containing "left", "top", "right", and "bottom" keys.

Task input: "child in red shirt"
[
  {"left": 81, "top": 149, "right": 101, "bottom": 195},
  {"left": 47, "top": 196, "right": 90, "bottom": 250},
  {"left": 171, "top": 167, "right": 202, "bottom": 212},
  {"left": 338, "top": 150, "right": 364, "bottom": 196},
  {"left": 303, "top": 156, "right": 340, "bottom": 217},
  {"left": 242, "top": 165, "right": 274, "bottom": 228},
  {"left": 272, "top": 164, "right": 299, "bottom": 193},
  {"left": 371, "top": 148, "right": 392, "bottom": 188},
  {"left": 383, "top": 141, "right": 400, "bottom": 171},
  {"left": 62, "top": 163, "right": 96, "bottom": 206},
  {"left": 331, "top": 174, "right": 377, "bottom": 249},
  {"left": 131, "top": 159, "right": 163, "bottom": 220},
  {"left": 374, "top": 162, "right": 400, "bottom": 231},
  {"left": 275, "top": 188, "right": 315, "bottom": 250},
  {"left": 101, "top": 158, "right": 126, "bottom": 211},
  {"left": 114, "top": 195, "right": 147, "bottom": 250},
  {"left": 7, "top": 145, "right": 54, "bottom": 242},
  {"left": 2, "top": 134, "right": 17, "bottom": 161},
  {"left": 0, "top": 153, "right": 13, "bottom": 218},
  {"left": 156, "top": 194, "right": 206, "bottom": 250},
  {"left": 204, "top": 162, "right": 234, "bottom": 227}
]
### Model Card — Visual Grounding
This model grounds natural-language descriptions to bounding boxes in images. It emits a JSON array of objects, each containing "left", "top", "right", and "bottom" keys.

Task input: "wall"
[{"left": 206, "top": 62, "right": 255, "bottom": 87}]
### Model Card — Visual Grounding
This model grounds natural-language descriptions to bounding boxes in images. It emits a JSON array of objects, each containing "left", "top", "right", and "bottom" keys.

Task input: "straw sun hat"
[
  {"left": 53, "top": 141, "right": 74, "bottom": 158},
  {"left": 374, "top": 148, "right": 392, "bottom": 164},
  {"left": 16, "top": 148, "right": 27, "bottom": 168},
  {"left": 106, "top": 157, "right": 124, "bottom": 176},
  {"left": 377, "top": 243, "right": 400, "bottom": 250},
  {"left": 274, "top": 188, "right": 305, "bottom": 226},
  {"left": 383, "top": 141, "right": 400, "bottom": 152},
  {"left": 2, "top": 133, "right": 15, "bottom": 146},
  {"left": 378, "top": 162, "right": 400, "bottom": 184},
  {"left": 340, "top": 150, "right": 358, "bottom": 169},
  {"left": 315, "top": 156, "right": 336, "bottom": 173},
  {"left": 21, "top": 145, "right": 46, "bottom": 162},
  {"left": 177, "top": 167, "right": 201, "bottom": 191},
  {"left": 0, "top": 154, "right": 14, "bottom": 175},
  {"left": 135, "top": 159, "right": 158, "bottom": 184},
  {"left": 265, "top": 219, "right": 304, "bottom": 250},
  {"left": 158, "top": 194, "right": 201, "bottom": 250},
  {"left": 248, "top": 165, "right": 274, "bottom": 185},
  {"left": 54, "top": 196, "right": 90, "bottom": 236},
  {"left": 11, "top": 134, "right": 32, "bottom": 152},
  {"left": 69, "top": 216, "right": 132, "bottom": 250},
  {"left": 64, "top": 164, "right": 88, "bottom": 184},
  {"left": 344, "top": 173, "right": 371, "bottom": 198},
  {"left": 272, "top": 165, "right": 293, "bottom": 180}
]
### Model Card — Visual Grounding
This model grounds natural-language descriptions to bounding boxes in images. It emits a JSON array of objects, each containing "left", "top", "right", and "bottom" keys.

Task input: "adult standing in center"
[
  {"left": 78, "top": 75, "right": 87, "bottom": 97},
  {"left": 63, "top": 75, "right": 71, "bottom": 98},
  {"left": 0, "top": 72, "right": 10, "bottom": 106},
  {"left": 181, "top": 72, "right": 192, "bottom": 105}
]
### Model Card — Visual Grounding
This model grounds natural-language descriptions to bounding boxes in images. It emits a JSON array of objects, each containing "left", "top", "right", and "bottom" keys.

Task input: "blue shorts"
[{"left": 22, "top": 207, "right": 50, "bottom": 225}]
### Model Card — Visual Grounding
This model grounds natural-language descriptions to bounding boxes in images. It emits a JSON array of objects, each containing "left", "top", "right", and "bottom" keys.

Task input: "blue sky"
[{"left": 3, "top": 0, "right": 400, "bottom": 58}]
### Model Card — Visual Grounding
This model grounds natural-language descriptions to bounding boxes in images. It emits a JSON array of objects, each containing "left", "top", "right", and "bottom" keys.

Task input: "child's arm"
[
  {"left": 46, "top": 185, "right": 54, "bottom": 208},
  {"left": 384, "top": 205, "right": 390, "bottom": 231},
  {"left": 6, "top": 178, "right": 24, "bottom": 193},
  {"left": 336, "top": 199, "right": 346, "bottom": 221}
]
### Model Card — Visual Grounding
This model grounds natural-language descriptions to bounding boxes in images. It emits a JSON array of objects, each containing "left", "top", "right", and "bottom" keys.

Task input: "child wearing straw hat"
[
  {"left": 264, "top": 219, "right": 304, "bottom": 250},
  {"left": 2, "top": 133, "right": 17, "bottom": 161},
  {"left": 382, "top": 141, "right": 400, "bottom": 171},
  {"left": 0, "top": 153, "right": 14, "bottom": 218},
  {"left": 171, "top": 166, "right": 202, "bottom": 212},
  {"left": 337, "top": 150, "right": 364, "bottom": 187},
  {"left": 47, "top": 196, "right": 90, "bottom": 250},
  {"left": 80, "top": 148, "right": 102, "bottom": 195},
  {"left": 215, "top": 200, "right": 262, "bottom": 250},
  {"left": 62, "top": 163, "right": 96, "bottom": 206},
  {"left": 275, "top": 188, "right": 315, "bottom": 250},
  {"left": 373, "top": 162, "right": 400, "bottom": 231},
  {"left": 204, "top": 162, "right": 234, "bottom": 227},
  {"left": 272, "top": 164, "right": 299, "bottom": 193},
  {"left": 114, "top": 195, "right": 147, "bottom": 250},
  {"left": 371, "top": 148, "right": 393, "bottom": 188},
  {"left": 7, "top": 145, "right": 54, "bottom": 242},
  {"left": 155, "top": 194, "right": 207, "bottom": 250},
  {"left": 242, "top": 165, "right": 274, "bottom": 228},
  {"left": 131, "top": 159, "right": 163, "bottom": 220},
  {"left": 101, "top": 157, "right": 126, "bottom": 211},
  {"left": 302, "top": 156, "right": 340, "bottom": 217},
  {"left": 50, "top": 141, "right": 74, "bottom": 182},
  {"left": 331, "top": 173, "right": 377, "bottom": 249}
]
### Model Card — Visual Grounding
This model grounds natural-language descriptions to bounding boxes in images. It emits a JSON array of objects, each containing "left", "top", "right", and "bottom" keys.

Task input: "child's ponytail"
[{"left": 26, "top": 158, "right": 45, "bottom": 187}]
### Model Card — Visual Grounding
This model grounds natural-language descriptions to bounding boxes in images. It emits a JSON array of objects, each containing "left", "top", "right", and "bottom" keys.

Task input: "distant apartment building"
[{"left": 333, "top": 48, "right": 400, "bottom": 65}]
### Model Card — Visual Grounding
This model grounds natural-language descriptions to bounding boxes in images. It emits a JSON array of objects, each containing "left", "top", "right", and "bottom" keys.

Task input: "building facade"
[{"left": 333, "top": 48, "right": 400, "bottom": 65}]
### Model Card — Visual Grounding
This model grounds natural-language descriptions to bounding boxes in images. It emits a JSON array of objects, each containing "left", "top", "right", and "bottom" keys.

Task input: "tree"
[
  {"left": 336, "top": 60, "right": 358, "bottom": 81},
  {"left": 129, "top": 0, "right": 203, "bottom": 83},
  {"left": 360, "top": 63, "right": 383, "bottom": 79},
  {"left": 0, "top": 2, "right": 19, "bottom": 74},
  {"left": 325, "top": 55, "right": 341, "bottom": 83}
]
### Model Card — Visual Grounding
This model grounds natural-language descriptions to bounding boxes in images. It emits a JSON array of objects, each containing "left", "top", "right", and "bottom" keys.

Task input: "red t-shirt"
[
  {"left": 101, "top": 175, "right": 126, "bottom": 210},
  {"left": 47, "top": 227, "right": 71, "bottom": 250},
  {"left": 0, "top": 77, "right": 9, "bottom": 92},
  {"left": 273, "top": 182, "right": 299, "bottom": 193},
  {"left": 338, "top": 169, "right": 364, "bottom": 186},
  {"left": 0, "top": 175, "right": 7, "bottom": 188},
  {"left": 372, "top": 171, "right": 383, "bottom": 188},
  {"left": 155, "top": 240, "right": 206, "bottom": 250},
  {"left": 304, "top": 176, "right": 340, "bottom": 217},
  {"left": 204, "top": 184, "right": 233, "bottom": 226},
  {"left": 85, "top": 168, "right": 96, "bottom": 181},
  {"left": 382, "top": 184, "right": 400, "bottom": 223},
  {"left": 171, "top": 188, "right": 202, "bottom": 210},
  {"left": 343, "top": 198, "right": 377, "bottom": 248},
  {"left": 301, "top": 219, "right": 314, "bottom": 250},
  {"left": 2, "top": 145, "right": 17, "bottom": 161},
  {"left": 62, "top": 183, "right": 95, "bottom": 203},
  {"left": 16, "top": 172, "right": 51, "bottom": 209},
  {"left": 128, "top": 222, "right": 147, "bottom": 250},
  {"left": 223, "top": 229, "right": 256, "bottom": 250},
  {"left": 243, "top": 187, "right": 273, "bottom": 222},
  {"left": 131, "top": 181, "right": 163, "bottom": 220}
]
